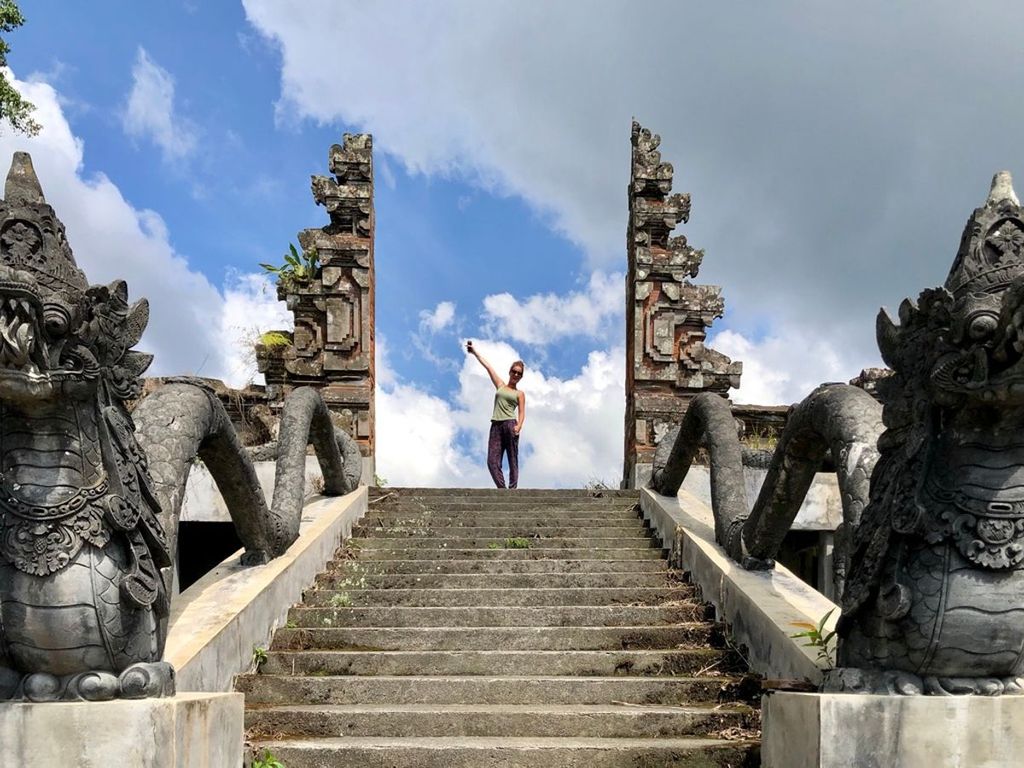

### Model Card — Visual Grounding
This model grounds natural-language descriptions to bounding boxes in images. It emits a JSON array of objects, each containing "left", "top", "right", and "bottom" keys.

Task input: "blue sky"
[{"left": 6, "top": 1, "right": 1024, "bottom": 486}]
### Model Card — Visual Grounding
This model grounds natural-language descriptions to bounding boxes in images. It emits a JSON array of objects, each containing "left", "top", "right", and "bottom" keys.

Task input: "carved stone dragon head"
[{"left": 0, "top": 152, "right": 151, "bottom": 407}]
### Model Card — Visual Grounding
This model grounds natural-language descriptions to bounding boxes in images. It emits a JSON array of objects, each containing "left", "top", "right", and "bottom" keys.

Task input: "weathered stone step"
[
  {"left": 354, "top": 524, "right": 650, "bottom": 539},
  {"left": 321, "top": 558, "right": 669, "bottom": 575},
  {"left": 286, "top": 604, "right": 705, "bottom": 628},
  {"left": 238, "top": 674, "right": 727, "bottom": 706},
  {"left": 259, "top": 648, "right": 728, "bottom": 677},
  {"left": 301, "top": 586, "right": 697, "bottom": 607},
  {"left": 364, "top": 509, "right": 642, "bottom": 523},
  {"left": 314, "top": 571, "right": 676, "bottom": 589},
  {"left": 250, "top": 735, "right": 757, "bottom": 768},
  {"left": 343, "top": 547, "right": 665, "bottom": 561},
  {"left": 373, "top": 487, "right": 639, "bottom": 498},
  {"left": 356, "top": 520, "right": 638, "bottom": 532},
  {"left": 269, "top": 624, "right": 717, "bottom": 651},
  {"left": 245, "top": 702, "right": 757, "bottom": 739},
  {"left": 352, "top": 536, "right": 660, "bottom": 550},
  {"left": 374, "top": 501, "right": 640, "bottom": 512}
]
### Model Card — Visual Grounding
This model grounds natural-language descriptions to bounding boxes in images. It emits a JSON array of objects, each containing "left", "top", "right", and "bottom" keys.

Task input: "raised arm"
[
  {"left": 515, "top": 390, "right": 526, "bottom": 435},
  {"left": 467, "top": 340, "right": 504, "bottom": 389}
]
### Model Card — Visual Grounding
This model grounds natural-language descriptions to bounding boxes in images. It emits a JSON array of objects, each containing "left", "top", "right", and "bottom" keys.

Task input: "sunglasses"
[{"left": 510, "top": 369, "right": 523, "bottom": 376}]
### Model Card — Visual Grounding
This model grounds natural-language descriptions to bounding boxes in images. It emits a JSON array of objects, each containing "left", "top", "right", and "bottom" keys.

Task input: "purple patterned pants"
[{"left": 487, "top": 419, "right": 519, "bottom": 489}]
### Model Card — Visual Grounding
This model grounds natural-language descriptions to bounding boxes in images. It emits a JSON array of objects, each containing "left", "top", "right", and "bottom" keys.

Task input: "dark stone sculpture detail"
[
  {"left": 653, "top": 171, "right": 1024, "bottom": 694},
  {"left": 0, "top": 153, "right": 359, "bottom": 702}
]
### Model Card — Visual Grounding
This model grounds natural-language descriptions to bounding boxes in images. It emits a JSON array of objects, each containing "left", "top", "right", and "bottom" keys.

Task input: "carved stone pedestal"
[
  {"left": 762, "top": 690, "right": 1024, "bottom": 767},
  {"left": 0, "top": 692, "right": 243, "bottom": 767}
]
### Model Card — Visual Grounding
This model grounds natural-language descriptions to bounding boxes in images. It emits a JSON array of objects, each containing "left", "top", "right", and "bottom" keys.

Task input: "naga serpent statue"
[
  {"left": 653, "top": 170, "right": 1024, "bottom": 695},
  {"left": 0, "top": 153, "right": 361, "bottom": 702}
]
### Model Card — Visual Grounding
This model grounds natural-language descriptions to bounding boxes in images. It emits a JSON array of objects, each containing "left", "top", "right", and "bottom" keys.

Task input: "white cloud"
[
  {"left": 376, "top": 337, "right": 624, "bottom": 488},
  {"left": 242, "top": 0, "right": 1024, "bottom": 399},
  {"left": 419, "top": 300, "right": 456, "bottom": 333},
  {"left": 122, "top": 48, "right": 197, "bottom": 161},
  {"left": 482, "top": 271, "right": 622, "bottom": 345},
  {"left": 710, "top": 327, "right": 882, "bottom": 407},
  {"left": 219, "top": 272, "right": 294, "bottom": 388},
  {"left": 0, "top": 72, "right": 284, "bottom": 386}
]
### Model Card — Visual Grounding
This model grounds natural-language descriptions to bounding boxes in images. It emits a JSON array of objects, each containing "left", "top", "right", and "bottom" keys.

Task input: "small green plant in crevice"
[
  {"left": 250, "top": 645, "right": 268, "bottom": 673},
  {"left": 374, "top": 473, "right": 388, "bottom": 487},
  {"left": 260, "top": 242, "right": 320, "bottom": 287},
  {"left": 504, "top": 537, "right": 531, "bottom": 549},
  {"left": 251, "top": 748, "right": 286, "bottom": 768},
  {"left": 486, "top": 541, "right": 501, "bottom": 550},
  {"left": 329, "top": 592, "right": 353, "bottom": 608},
  {"left": 258, "top": 330, "right": 292, "bottom": 348},
  {"left": 790, "top": 608, "right": 837, "bottom": 669}
]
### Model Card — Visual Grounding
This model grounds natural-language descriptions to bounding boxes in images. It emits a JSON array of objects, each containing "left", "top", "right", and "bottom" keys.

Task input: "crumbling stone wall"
[
  {"left": 623, "top": 121, "right": 741, "bottom": 487},
  {"left": 256, "top": 134, "right": 376, "bottom": 464}
]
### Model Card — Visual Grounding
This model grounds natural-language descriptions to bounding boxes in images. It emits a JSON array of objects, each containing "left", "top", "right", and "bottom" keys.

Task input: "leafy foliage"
[
  {"left": 251, "top": 749, "right": 285, "bottom": 768},
  {"left": 504, "top": 537, "right": 531, "bottom": 549},
  {"left": 260, "top": 243, "right": 320, "bottom": 287},
  {"left": 790, "top": 608, "right": 837, "bottom": 669},
  {"left": 259, "top": 331, "right": 292, "bottom": 347},
  {"left": 250, "top": 645, "right": 268, "bottom": 672},
  {"left": 0, "top": 1, "right": 39, "bottom": 136}
]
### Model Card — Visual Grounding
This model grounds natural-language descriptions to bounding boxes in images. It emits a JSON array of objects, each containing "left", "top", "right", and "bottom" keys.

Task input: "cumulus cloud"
[
  {"left": 710, "top": 327, "right": 882, "bottom": 407},
  {"left": 376, "top": 337, "right": 625, "bottom": 488},
  {"left": 122, "top": 48, "right": 197, "bottom": 161},
  {"left": 219, "top": 272, "right": 295, "bottom": 388},
  {"left": 482, "top": 271, "right": 622, "bottom": 345},
  {"left": 419, "top": 300, "right": 456, "bottom": 333},
  {"left": 0, "top": 72, "right": 284, "bottom": 386},
  {"left": 242, "top": 0, "right": 1024, "bottom": 397}
]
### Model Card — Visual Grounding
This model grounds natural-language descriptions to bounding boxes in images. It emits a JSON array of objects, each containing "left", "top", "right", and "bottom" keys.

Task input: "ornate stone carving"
[
  {"left": 654, "top": 171, "right": 1024, "bottom": 695},
  {"left": 256, "top": 134, "right": 375, "bottom": 462},
  {"left": 0, "top": 153, "right": 360, "bottom": 702},
  {"left": 623, "top": 121, "right": 741, "bottom": 487}
]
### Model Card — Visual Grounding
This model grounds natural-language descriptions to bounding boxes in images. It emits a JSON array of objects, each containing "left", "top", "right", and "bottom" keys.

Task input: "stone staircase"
[{"left": 238, "top": 487, "right": 760, "bottom": 766}]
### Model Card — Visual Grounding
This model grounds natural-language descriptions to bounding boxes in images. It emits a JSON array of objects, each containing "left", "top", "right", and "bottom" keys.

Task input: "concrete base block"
[
  {"left": 763, "top": 690, "right": 1024, "bottom": 768},
  {"left": 0, "top": 692, "right": 243, "bottom": 768}
]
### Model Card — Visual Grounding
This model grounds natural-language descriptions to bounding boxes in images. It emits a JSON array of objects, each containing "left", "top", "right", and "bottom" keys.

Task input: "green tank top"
[{"left": 491, "top": 386, "right": 519, "bottom": 421}]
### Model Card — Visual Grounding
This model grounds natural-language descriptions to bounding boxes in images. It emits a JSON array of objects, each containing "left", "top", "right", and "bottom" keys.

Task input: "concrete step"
[
  {"left": 320, "top": 558, "right": 669, "bottom": 575},
  {"left": 301, "top": 586, "right": 697, "bottom": 607},
  {"left": 352, "top": 536, "right": 661, "bottom": 550},
  {"left": 285, "top": 604, "right": 706, "bottom": 628},
  {"left": 237, "top": 674, "right": 729, "bottom": 706},
  {"left": 313, "top": 571, "right": 677, "bottom": 589},
  {"left": 354, "top": 524, "right": 651, "bottom": 539},
  {"left": 372, "top": 487, "right": 639, "bottom": 499},
  {"left": 343, "top": 547, "right": 666, "bottom": 561},
  {"left": 373, "top": 501, "right": 641, "bottom": 512},
  {"left": 259, "top": 648, "right": 730, "bottom": 677},
  {"left": 360, "top": 520, "right": 643, "bottom": 532},
  {"left": 244, "top": 702, "right": 758, "bottom": 739},
  {"left": 250, "top": 735, "right": 757, "bottom": 767},
  {"left": 269, "top": 624, "right": 718, "bottom": 651}
]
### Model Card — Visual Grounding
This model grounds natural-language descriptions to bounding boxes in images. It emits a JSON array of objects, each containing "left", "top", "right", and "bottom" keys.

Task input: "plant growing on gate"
[
  {"left": 260, "top": 243, "right": 320, "bottom": 287},
  {"left": 790, "top": 608, "right": 837, "bottom": 669}
]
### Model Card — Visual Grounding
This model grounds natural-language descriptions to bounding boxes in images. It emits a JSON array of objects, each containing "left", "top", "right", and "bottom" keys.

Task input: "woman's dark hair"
[{"left": 510, "top": 360, "right": 525, "bottom": 373}]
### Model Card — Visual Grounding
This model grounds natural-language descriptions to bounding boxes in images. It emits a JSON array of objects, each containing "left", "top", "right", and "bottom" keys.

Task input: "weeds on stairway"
[
  {"left": 251, "top": 748, "right": 286, "bottom": 768},
  {"left": 250, "top": 646, "right": 268, "bottom": 673},
  {"left": 789, "top": 608, "right": 837, "bottom": 669},
  {"left": 504, "top": 537, "right": 531, "bottom": 549},
  {"left": 329, "top": 592, "right": 353, "bottom": 607},
  {"left": 486, "top": 541, "right": 501, "bottom": 549}
]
